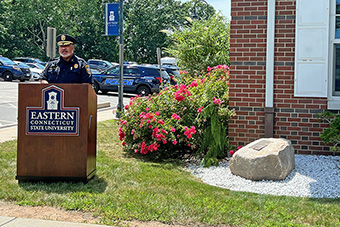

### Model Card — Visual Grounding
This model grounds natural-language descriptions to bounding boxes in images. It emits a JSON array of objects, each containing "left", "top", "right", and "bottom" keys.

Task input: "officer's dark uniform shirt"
[{"left": 41, "top": 55, "right": 92, "bottom": 83}]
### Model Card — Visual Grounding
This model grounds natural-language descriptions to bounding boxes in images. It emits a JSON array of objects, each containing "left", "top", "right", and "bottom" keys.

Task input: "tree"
[
  {"left": 165, "top": 14, "right": 230, "bottom": 73},
  {"left": 0, "top": 0, "right": 10, "bottom": 54},
  {"left": 123, "top": 0, "right": 197, "bottom": 64},
  {"left": 0, "top": 0, "right": 219, "bottom": 64}
]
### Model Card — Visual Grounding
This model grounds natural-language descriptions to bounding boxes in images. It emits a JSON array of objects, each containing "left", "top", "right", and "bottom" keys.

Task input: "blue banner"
[{"left": 105, "top": 3, "right": 119, "bottom": 36}]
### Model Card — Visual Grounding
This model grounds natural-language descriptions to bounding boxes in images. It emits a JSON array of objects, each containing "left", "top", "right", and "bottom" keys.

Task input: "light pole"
[{"left": 192, "top": 0, "right": 209, "bottom": 20}]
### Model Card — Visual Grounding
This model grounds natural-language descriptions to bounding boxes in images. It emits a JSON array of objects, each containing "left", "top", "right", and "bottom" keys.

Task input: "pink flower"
[
  {"left": 198, "top": 107, "right": 203, "bottom": 113},
  {"left": 155, "top": 111, "right": 160, "bottom": 116},
  {"left": 172, "top": 140, "right": 177, "bottom": 145},
  {"left": 145, "top": 107, "right": 150, "bottom": 111},
  {"left": 162, "top": 140, "right": 167, "bottom": 144},
  {"left": 188, "top": 80, "right": 198, "bottom": 87},
  {"left": 237, "top": 145, "right": 242, "bottom": 150},
  {"left": 207, "top": 66, "right": 213, "bottom": 72},
  {"left": 170, "top": 126, "right": 176, "bottom": 132},
  {"left": 184, "top": 126, "right": 196, "bottom": 139},
  {"left": 158, "top": 120, "right": 165, "bottom": 125},
  {"left": 213, "top": 97, "right": 223, "bottom": 105},
  {"left": 172, "top": 114, "right": 181, "bottom": 120},
  {"left": 131, "top": 129, "right": 135, "bottom": 135},
  {"left": 230, "top": 150, "right": 235, "bottom": 156}
]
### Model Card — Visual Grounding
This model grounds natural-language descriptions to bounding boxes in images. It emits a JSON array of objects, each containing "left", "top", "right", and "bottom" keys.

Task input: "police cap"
[{"left": 57, "top": 34, "right": 76, "bottom": 46}]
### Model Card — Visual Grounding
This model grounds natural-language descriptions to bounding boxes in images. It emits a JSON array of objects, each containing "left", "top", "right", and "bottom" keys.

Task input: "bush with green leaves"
[
  {"left": 165, "top": 15, "right": 230, "bottom": 74},
  {"left": 119, "top": 65, "right": 235, "bottom": 166},
  {"left": 317, "top": 111, "right": 340, "bottom": 151}
]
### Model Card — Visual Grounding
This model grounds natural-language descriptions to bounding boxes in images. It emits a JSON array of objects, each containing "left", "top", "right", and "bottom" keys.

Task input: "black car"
[
  {"left": 0, "top": 56, "right": 31, "bottom": 81},
  {"left": 92, "top": 64, "right": 170, "bottom": 96},
  {"left": 88, "top": 59, "right": 116, "bottom": 73}
]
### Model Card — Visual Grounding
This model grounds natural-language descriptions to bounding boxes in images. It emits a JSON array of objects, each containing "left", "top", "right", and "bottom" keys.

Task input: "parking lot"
[{"left": 0, "top": 80, "right": 132, "bottom": 129}]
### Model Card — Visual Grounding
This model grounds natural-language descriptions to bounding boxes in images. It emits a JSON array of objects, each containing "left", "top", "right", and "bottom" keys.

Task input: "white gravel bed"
[{"left": 185, "top": 154, "right": 340, "bottom": 198}]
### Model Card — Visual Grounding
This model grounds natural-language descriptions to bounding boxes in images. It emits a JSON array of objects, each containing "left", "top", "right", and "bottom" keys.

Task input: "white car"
[{"left": 25, "top": 63, "right": 45, "bottom": 80}]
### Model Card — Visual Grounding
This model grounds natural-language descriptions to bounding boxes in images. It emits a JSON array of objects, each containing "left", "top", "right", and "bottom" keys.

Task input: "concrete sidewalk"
[
  {"left": 0, "top": 107, "right": 116, "bottom": 227},
  {"left": 0, "top": 216, "right": 112, "bottom": 227}
]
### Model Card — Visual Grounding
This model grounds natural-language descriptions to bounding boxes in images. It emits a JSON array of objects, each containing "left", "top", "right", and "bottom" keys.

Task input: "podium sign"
[
  {"left": 26, "top": 85, "right": 79, "bottom": 135},
  {"left": 16, "top": 84, "right": 97, "bottom": 182}
]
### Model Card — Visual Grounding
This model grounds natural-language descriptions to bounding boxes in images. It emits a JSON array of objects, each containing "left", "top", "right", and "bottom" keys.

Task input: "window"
[
  {"left": 107, "top": 67, "right": 120, "bottom": 74},
  {"left": 333, "top": 0, "right": 340, "bottom": 94},
  {"left": 144, "top": 68, "right": 160, "bottom": 77}
]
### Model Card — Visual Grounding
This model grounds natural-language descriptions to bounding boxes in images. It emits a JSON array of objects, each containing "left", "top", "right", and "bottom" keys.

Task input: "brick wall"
[{"left": 229, "top": 0, "right": 334, "bottom": 155}]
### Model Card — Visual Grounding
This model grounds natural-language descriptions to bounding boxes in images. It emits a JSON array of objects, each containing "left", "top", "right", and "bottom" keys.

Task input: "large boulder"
[{"left": 229, "top": 138, "right": 295, "bottom": 181}]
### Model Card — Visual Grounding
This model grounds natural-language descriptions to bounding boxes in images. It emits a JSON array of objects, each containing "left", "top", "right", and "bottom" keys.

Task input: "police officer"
[{"left": 41, "top": 34, "right": 92, "bottom": 84}]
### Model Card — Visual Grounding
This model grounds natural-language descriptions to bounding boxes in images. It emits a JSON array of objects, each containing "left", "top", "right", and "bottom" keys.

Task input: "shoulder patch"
[{"left": 85, "top": 64, "right": 91, "bottom": 75}]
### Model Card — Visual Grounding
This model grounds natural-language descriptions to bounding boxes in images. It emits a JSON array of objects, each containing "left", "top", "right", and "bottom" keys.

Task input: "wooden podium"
[{"left": 16, "top": 84, "right": 97, "bottom": 182}]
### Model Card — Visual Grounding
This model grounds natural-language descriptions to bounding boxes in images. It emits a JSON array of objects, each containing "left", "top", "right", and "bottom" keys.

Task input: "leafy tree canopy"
[
  {"left": 165, "top": 14, "right": 230, "bottom": 73},
  {"left": 0, "top": 0, "right": 219, "bottom": 64}
]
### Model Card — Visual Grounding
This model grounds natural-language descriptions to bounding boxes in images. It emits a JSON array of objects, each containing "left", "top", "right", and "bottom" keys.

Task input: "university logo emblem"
[{"left": 26, "top": 85, "right": 79, "bottom": 136}]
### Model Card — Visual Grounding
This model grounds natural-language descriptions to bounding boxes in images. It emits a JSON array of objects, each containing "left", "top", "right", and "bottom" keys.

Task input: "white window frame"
[{"left": 328, "top": 0, "right": 340, "bottom": 109}]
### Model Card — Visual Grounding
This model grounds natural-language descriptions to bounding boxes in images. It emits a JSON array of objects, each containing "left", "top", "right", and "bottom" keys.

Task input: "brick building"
[{"left": 228, "top": 0, "right": 340, "bottom": 155}]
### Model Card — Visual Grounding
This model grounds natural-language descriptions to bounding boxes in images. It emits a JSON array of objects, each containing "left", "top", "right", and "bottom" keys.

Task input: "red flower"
[
  {"left": 230, "top": 150, "right": 235, "bottom": 156},
  {"left": 118, "top": 127, "right": 125, "bottom": 141},
  {"left": 172, "top": 114, "right": 181, "bottom": 120}
]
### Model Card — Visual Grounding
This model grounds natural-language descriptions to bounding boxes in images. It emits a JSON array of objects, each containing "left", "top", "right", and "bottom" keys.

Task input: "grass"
[{"left": 1, "top": 120, "right": 340, "bottom": 226}]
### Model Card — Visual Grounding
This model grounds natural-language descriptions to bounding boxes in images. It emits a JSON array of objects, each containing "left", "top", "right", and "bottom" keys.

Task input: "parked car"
[
  {"left": 162, "top": 65, "right": 180, "bottom": 85},
  {"left": 13, "top": 61, "right": 35, "bottom": 80},
  {"left": 88, "top": 59, "right": 115, "bottom": 73},
  {"left": 0, "top": 56, "right": 31, "bottom": 81},
  {"left": 13, "top": 57, "right": 46, "bottom": 66},
  {"left": 92, "top": 64, "right": 170, "bottom": 96},
  {"left": 25, "top": 63, "right": 45, "bottom": 80}
]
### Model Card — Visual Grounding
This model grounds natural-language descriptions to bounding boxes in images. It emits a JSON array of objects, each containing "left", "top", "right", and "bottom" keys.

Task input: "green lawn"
[{"left": 1, "top": 120, "right": 339, "bottom": 226}]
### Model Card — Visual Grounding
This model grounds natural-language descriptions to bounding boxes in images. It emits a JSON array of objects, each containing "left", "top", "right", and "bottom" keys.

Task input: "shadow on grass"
[
  {"left": 122, "top": 149, "right": 188, "bottom": 170},
  {"left": 18, "top": 175, "right": 107, "bottom": 194}
]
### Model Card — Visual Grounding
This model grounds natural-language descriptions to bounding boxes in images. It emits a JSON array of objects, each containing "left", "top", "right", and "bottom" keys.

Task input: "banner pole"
[{"left": 116, "top": 0, "right": 124, "bottom": 118}]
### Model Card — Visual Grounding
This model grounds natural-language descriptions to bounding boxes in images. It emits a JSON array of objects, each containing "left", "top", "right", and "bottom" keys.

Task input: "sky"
[{"left": 182, "top": 0, "right": 231, "bottom": 19}]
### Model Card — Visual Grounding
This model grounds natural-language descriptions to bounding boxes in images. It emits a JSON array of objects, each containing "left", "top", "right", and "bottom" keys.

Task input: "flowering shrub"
[
  {"left": 119, "top": 65, "right": 236, "bottom": 166},
  {"left": 229, "top": 146, "right": 243, "bottom": 156}
]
